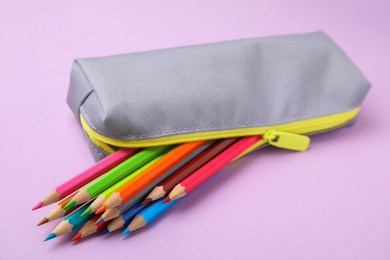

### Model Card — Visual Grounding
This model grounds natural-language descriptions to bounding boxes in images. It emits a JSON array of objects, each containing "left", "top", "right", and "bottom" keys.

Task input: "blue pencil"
[
  {"left": 101, "top": 202, "right": 148, "bottom": 234},
  {"left": 122, "top": 198, "right": 176, "bottom": 235},
  {"left": 44, "top": 202, "right": 94, "bottom": 241}
]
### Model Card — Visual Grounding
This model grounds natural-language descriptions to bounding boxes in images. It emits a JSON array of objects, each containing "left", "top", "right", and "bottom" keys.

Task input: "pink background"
[{"left": 1, "top": 0, "right": 389, "bottom": 259}]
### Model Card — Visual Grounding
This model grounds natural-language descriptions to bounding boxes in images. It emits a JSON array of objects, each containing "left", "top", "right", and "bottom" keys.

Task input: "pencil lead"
[
  {"left": 163, "top": 197, "right": 171, "bottom": 204},
  {"left": 81, "top": 206, "right": 91, "bottom": 217},
  {"left": 95, "top": 217, "right": 104, "bottom": 225},
  {"left": 37, "top": 217, "right": 49, "bottom": 226},
  {"left": 70, "top": 232, "right": 81, "bottom": 242},
  {"left": 64, "top": 200, "right": 77, "bottom": 210},
  {"left": 100, "top": 228, "right": 109, "bottom": 235},
  {"left": 96, "top": 204, "right": 106, "bottom": 214},
  {"left": 140, "top": 198, "right": 152, "bottom": 206},
  {"left": 44, "top": 233, "right": 56, "bottom": 242},
  {"left": 121, "top": 227, "right": 130, "bottom": 236},
  {"left": 32, "top": 201, "right": 43, "bottom": 211}
]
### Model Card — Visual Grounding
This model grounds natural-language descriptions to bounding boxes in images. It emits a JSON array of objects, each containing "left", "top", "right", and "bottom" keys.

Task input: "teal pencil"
[
  {"left": 44, "top": 202, "right": 94, "bottom": 241},
  {"left": 122, "top": 198, "right": 176, "bottom": 235}
]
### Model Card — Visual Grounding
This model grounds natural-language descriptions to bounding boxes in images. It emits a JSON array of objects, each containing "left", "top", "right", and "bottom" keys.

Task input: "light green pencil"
[
  {"left": 64, "top": 146, "right": 172, "bottom": 209},
  {"left": 81, "top": 156, "right": 163, "bottom": 216}
]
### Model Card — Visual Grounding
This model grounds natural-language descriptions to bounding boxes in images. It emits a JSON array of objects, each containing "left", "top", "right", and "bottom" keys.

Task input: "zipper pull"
[{"left": 263, "top": 130, "right": 310, "bottom": 151}]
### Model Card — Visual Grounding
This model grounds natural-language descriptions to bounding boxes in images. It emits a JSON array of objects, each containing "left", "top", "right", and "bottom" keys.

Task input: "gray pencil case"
[{"left": 67, "top": 31, "right": 370, "bottom": 161}]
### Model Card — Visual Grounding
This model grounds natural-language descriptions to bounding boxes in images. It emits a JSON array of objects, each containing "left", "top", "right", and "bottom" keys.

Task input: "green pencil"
[
  {"left": 81, "top": 156, "right": 163, "bottom": 216},
  {"left": 64, "top": 146, "right": 172, "bottom": 209}
]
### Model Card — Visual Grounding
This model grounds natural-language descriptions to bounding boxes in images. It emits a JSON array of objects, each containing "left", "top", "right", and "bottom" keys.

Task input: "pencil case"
[{"left": 66, "top": 31, "right": 370, "bottom": 161}]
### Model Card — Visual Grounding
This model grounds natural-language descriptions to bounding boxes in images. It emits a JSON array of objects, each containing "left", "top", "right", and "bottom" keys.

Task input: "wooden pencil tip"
[
  {"left": 44, "top": 233, "right": 56, "bottom": 242},
  {"left": 37, "top": 217, "right": 49, "bottom": 226},
  {"left": 140, "top": 198, "right": 152, "bottom": 206},
  {"left": 96, "top": 204, "right": 106, "bottom": 214},
  {"left": 64, "top": 200, "right": 77, "bottom": 210},
  {"left": 95, "top": 217, "right": 104, "bottom": 225},
  {"left": 144, "top": 186, "right": 166, "bottom": 203},
  {"left": 128, "top": 215, "right": 147, "bottom": 232},
  {"left": 32, "top": 201, "right": 43, "bottom": 211},
  {"left": 167, "top": 184, "right": 187, "bottom": 201},
  {"left": 70, "top": 232, "right": 81, "bottom": 242}
]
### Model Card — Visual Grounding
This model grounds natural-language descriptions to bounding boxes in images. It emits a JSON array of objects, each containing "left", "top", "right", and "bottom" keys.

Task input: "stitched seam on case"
[{"left": 80, "top": 105, "right": 359, "bottom": 140}]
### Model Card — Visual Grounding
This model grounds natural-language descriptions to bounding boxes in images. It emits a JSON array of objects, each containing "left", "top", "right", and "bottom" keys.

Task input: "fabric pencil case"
[{"left": 66, "top": 31, "right": 370, "bottom": 161}]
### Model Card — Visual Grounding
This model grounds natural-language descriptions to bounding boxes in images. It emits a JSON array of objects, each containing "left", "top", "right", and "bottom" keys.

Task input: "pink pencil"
[
  {"left": 165, "top": 136, "right": 261, "bottom": 202},
  {"left": 32, "top": 148, "right": 139, "bottom": 210}
]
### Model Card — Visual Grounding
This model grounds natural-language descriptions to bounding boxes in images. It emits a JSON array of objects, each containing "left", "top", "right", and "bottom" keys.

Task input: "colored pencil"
[
  {"left": 32, "top": 148, "right": 138, "bottom": 210},
  {"left": 96, "top": 200, "right": 134, "bottom": 225},
  {"left": 64, "top": 146, "right": 171, "bottom": 209},
  {"left": 101, "top": 202, "right": 148, "bottom": 234},
  {"left": 165, "top": 136, "right": 261, "bottom": 202},
  {"left": 44, "top": 202, "right": 94, "bottom": 241},
  {"left": 96, "top": 189, "right": 144, "bottom": 224},
  {"left": 81, "top": 157, "right": 162, "bottom": 216},
  {"left": 141, "top": 138, "right": 238, "bottom": 205},
  {"left": 123, "top": 199, "right": 176, "bottom": 234},
  {"left": 37, "top": 193, "right": 78, "bottom": 226},
  {"left": 70, "top": 215, "right": 108, "bottom": 242},
  {"left": 98, "top": 141, "right": 206, "bottom": 212},
  {"left": 95, "top": 141, "right": 213, "bottom": 223}
]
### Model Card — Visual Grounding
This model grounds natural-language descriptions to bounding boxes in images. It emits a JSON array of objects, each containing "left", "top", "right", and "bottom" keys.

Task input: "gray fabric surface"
[
  {"left": 82, "top": 130, "right": 108, "bottom": 161},
  {"left": 67, "top": 31, "right": 370, "bottom": 141}
]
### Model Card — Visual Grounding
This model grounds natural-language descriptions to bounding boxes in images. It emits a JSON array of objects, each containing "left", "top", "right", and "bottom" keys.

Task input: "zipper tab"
[{"left": 263, "top": 130, "right": 310, "bottom": 151}]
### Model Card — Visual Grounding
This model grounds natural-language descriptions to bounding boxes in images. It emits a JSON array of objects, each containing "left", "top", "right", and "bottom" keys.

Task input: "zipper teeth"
[{"left": 81, "top": 108, "right": 360, "bottom": 149}]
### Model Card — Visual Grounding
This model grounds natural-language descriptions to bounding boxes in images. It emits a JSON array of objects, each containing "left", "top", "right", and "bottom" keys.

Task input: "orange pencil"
[{"left": 97, "top": 141, "right": 205, "bottom": 212}]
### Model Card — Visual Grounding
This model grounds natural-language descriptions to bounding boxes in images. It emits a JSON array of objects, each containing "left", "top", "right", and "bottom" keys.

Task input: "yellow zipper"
[{"left": 81, "top": 107, "right": 360, "bottom": 155}]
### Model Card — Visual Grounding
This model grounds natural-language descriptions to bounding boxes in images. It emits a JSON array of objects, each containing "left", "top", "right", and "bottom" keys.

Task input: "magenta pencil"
[{"left": 32, "top": 148, "right": 139, "bottom": 210}]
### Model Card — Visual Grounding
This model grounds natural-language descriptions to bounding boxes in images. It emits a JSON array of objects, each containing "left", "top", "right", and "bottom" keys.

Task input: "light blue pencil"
[
  {"left": 44, "top": 202, "right": 94, "bottom": 241},
  {"left": 101, "top": 201, "right": 148, "bottom": 234},
  {"left": 122, "top": 198, "right": 176, "bottom": 235}
]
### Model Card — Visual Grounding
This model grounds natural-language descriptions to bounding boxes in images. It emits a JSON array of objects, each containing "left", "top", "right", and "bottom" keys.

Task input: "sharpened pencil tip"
[
  {"left": 140, "top": 198, "right": 152, "bottom": 206},
  {"left": 95, "top": 218, "right": 104, "bottom": 225},
  {"left": 37, "top": 217, "right": 49, "bottom": 226},
  {"left": 81, "top": 207, "right": 91, "bottom": 217},
  {"left": 70, "top": 232, "right": 81, "bottom": 242},
  {"left": 96, "top": 204, "right": 106, "bottom": 214},
  {"left": 64, "top": 200, "right": 77, "bottom": 210},
  {"left": 163, "top": 197, "right": 171, "bottom": 204},
  {"left": 44, "top": 233, "right": 56, "bottom": 241},
  {"left": 32, "top": 201, "right": 43, "bottom": 211},
  {"left": 100, "top": 228, "right": 109, "bottom": 235},
  {"left": 121, "top": 228, "right": 130, "bottom": 236}
]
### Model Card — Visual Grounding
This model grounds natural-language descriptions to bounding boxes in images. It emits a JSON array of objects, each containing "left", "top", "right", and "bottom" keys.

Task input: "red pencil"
[
  {"left": 165, "top": 136, "right": 261, "bottom": 202},
  {"left": 141, "top": 138, "right": 238, "bottom": 205},
  {"left": 70, "top": 215, "right": 108, "bottom": 242}
]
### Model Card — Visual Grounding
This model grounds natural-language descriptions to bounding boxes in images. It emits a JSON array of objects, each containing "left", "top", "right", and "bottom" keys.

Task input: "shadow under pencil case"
[{"left": 66, "top": 31, "right": 370, "bottom": 161}]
